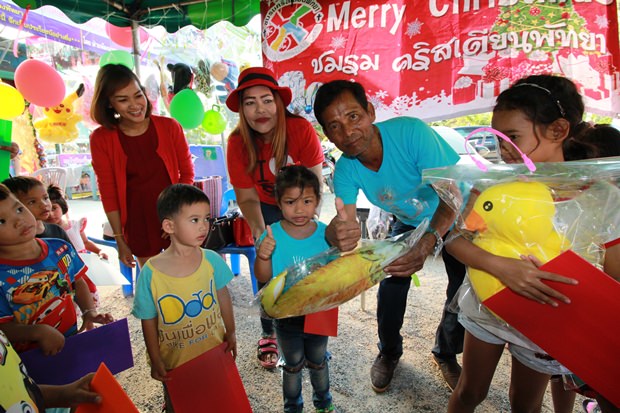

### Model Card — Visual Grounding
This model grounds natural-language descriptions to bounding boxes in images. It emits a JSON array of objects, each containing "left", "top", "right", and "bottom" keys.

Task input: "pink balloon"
[
  {"left": 14, "top": 59, "right": 65, "bottom": 107},
  {"left": 105, "top": 23, "right": 149, "bottom": 48}
]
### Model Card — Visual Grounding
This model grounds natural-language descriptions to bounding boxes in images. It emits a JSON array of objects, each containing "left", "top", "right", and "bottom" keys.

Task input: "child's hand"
[
  {"left": 224, "top": 330, "right": 237, "bottom": 359},
  {"left": 35, "top": 325, "right": 66, "bottom": 356},
  {"left": 97, "top": 250, "right": 109, "bottom": 260},
  {"left": 497, "top": 255, "right": 577, "bottom": 306},
  {"left": 150, "top": 359, "right": 169, "bottom": 382},
  {"left": 257, "top": 226, "right": 276, "bottom": 260},
  {"left": 59, "top": 373, "right": 102, "bottom": 407},
  {"left": 80, "top": 311, "right": 114, "bottom": 332}
]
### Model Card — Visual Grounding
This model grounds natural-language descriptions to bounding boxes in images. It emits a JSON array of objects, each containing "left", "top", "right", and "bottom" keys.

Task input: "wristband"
[
  {"left": 113, "top": 233, "right": 123, "bottom": 238},
  {"left": 424, "top": 227, "right": 444, "bottom": 255}
]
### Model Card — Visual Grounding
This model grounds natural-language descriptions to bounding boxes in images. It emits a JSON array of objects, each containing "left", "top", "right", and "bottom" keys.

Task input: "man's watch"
[{"left": 424, "top": 227, "right": 443, "bottom": 255}]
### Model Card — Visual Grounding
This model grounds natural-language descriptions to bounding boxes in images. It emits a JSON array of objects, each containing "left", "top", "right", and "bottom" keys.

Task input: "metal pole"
[{"left": 131, "top": 20, "right": 141, "bottom": 78}]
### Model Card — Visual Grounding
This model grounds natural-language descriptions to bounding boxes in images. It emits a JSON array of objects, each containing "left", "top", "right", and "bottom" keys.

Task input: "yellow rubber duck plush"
[
  {"left": 34, "top": 84, "right": 84, "bottom": 144},
  {"left": 464, "top": 181, "right": 570, "bottom": 301}
]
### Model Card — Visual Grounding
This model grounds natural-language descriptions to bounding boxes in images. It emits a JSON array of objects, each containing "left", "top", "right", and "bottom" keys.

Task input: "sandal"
[{"left": 257, "top": 337, "right": 279, "bottom": 369}]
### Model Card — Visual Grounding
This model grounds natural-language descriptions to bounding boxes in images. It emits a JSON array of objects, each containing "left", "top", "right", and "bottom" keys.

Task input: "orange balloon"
[{"left": 210, "top": 62, "right": 229, "bottom": 82}]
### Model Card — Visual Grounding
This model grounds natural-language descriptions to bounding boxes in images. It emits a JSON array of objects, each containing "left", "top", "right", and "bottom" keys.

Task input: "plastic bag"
[
  {"left": 424, "top": 157, "right": 620, "bottom": 331},
  {"left": 258, "top": 219, "right": 429, "bottom": 319}
]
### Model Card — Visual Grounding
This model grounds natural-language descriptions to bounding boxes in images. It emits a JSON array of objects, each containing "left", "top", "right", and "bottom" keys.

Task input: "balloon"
[
  {"left": 99, "top": 50, "right": 134, "bottom": 69},
  {"left": 105, "top": 23, "right": 149, "bottom": 48},
  {"left": 0, "top": 83, "right": 25, "bottom": 120},
  {"left": 202, "top": 105, "right": 227, "bottom": 135},
  {"left": 210, "top": 62, "right": 229, "bottom": 82},
  {"left": 169, "top": 89, "right": 204, "bottom": 129},
  {"left": 33, "top": 84, "right": 84, "bottom": 144},
  {"left": 14, "top": 60, "right": 65, "bottom": 107}
]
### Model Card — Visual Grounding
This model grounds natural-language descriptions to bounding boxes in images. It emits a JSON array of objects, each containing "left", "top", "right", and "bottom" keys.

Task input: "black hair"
[
  {"left": 564, "top": 124, "right": 620, "bottom": 160},
  {"left": 157, "top": 184, "right": 210, "bottom": 222},
  {"left": 0, "top": 183, "right": 11, "bottom": 201},
  {"left": 91, "top": 64, "right": 153, "bottom": 130},
  {"left": 2, "top": 176, "right": 44, "bottom": 196},
  {"left": 47, "top": 184, "right": 68, "bottom": 214},
  {"left": 274, "top": 165, "right": 321, "bottom": 204},
  {"left": 494, "top": 75, "right": 596, "bottom": 157},
  {"left": 167, "top": 63, "right": 194, "bottom": 95},
  {"left": 313, "top": 80, "right": 369, "bottom": 129}
]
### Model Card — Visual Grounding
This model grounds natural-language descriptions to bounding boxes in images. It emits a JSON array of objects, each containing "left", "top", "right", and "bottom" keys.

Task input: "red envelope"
[
  {"left": 166, "top": 342, "right": 251, "bottom": 413},
  {"left": 304, "top": 308, "right": 339, "bottom": 337},
  {"left": 75, "top": 363, "right": 139, "bottom": 413},
  {"left": 483, "top": 250, "right": 620, "bottom": 407}
]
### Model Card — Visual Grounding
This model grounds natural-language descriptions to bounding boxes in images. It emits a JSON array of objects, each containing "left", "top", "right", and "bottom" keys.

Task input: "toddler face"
[
  {"left": 16, "top": 185, "right": 51, "bottom": 221},
  {"left": 48, "top": 203, "right": 64, "bottom": 225},
  {"left": 0, "top": 195, "right": 37, "bottom": 245}
]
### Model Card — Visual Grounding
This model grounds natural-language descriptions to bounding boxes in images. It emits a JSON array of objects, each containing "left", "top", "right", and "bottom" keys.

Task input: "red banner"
[{"left": 261, "top": 0, "right": 620, "bottom": 121}]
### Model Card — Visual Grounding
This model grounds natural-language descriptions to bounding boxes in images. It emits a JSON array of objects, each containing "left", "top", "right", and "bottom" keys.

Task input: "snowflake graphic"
[
  {"left": 375, "top": 90, "right": 388, "bottom": 99},
  {"left": 368, "top": 95, "right": 385, "bottom": 109},
  {"left": 406, "top": 19, "right": 423, "bottom": 38},
  {"left": 595, "top": 14, "right": 609, "bottom": 29},
  {"left": 330, "top": 35, "right": 347, "bottom": 50}
]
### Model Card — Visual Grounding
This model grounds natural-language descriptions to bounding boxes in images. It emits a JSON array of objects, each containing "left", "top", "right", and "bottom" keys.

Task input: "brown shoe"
[
  {"left": 432, "top": 355, "right": 461, "bottom": 391},
  {"left": 370, "top": 353, "right": 399, "bottom": 393}
]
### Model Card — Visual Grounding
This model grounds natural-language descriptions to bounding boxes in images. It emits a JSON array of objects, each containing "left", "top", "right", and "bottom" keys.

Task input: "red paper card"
[
  {"left": 166, "top": 342, "right": 251, "bottom": 413},
  {"left": 483, "top": 250, "right": 620, "bottom": 407},
  {"left": 75, "top": 363, "right": 139, "bottom": 413},
  {"left": 304, "top": 308, "right": 339, "bottom": 337}
]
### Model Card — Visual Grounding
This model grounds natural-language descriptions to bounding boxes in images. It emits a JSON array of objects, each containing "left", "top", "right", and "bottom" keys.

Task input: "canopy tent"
[{"left": 13, "top": 0, "right": 261, "bottom": 73}]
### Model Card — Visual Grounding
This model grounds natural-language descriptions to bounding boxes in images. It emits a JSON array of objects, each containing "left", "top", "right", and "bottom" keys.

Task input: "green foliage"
[{"left": 430, "top": 113, "right": 492, "bottom": 127}]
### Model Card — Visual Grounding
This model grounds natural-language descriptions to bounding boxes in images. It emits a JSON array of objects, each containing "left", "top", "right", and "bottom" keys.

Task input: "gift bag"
[
  {"left": 202, "top": 214, "right": 235, "bottom": 250},
  {"left": 233, "top": 216, "right": 254, "bottom": 246},
  {"left": 193, "top": 176, "right": 222, "bottom": 219}
]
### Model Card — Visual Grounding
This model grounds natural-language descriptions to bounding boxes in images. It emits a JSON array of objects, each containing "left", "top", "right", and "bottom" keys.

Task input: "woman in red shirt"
[
  {"left": 226, "top": 67, "right": 323, "bottom": 369},
  {"left": 90, "top": 64, "right": 194, "bottom": 269}
]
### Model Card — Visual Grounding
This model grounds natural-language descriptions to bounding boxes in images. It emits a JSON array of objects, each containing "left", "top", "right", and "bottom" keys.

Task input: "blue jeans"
[
  {"left": 377, "top": 219, "right": 465, "bottom": 360},
  {"left": 275, "top": 317, "right": 332, "bottom": 413}
]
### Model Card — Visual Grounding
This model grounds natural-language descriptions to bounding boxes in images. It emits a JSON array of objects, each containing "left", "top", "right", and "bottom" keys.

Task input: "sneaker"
[
  {"left": 315, "top": 404, "right": 335, "bottom": 412},
  {"left": 432, "top": 354, "right": 462, "bottom": 391},
  {"left": 370, "top": 353, "right": 399, "bottom": 393}
]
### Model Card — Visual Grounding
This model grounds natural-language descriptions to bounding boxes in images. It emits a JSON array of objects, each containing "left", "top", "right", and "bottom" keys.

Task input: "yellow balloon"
[{"left": 0, "top": 83, "right": 25, "bottom": 120}]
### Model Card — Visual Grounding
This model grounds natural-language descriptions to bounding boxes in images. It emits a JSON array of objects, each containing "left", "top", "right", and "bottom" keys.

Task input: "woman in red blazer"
[{"left": 90, "top": 64, "right": 194, "bottom": 269}]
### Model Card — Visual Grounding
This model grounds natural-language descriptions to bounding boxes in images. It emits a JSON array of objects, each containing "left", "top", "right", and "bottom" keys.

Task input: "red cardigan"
[{"left": 90, "top": 115, "right": 194, "bottom": 228}]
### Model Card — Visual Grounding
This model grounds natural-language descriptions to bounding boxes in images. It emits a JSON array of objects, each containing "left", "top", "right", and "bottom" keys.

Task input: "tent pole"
[{"left": 131, "top": 20, "right": 141, "bottom": 78}]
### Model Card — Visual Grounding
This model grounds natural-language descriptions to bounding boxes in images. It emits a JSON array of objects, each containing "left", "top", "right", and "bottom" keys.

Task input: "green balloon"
[
  {"left": 170, "top": 89, "right": 204, "bottom": 129},
  {"left": 99, "top": 50, "right": 134, "bottom": 69},
  {"left": 202, "top": 106, "right": 227, "bottom": 135}
]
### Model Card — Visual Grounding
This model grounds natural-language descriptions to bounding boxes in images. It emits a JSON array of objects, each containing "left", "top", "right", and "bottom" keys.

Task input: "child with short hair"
[
  {"left": 3, "top": 176, "right": 101, "bottom": 309},
  {"left": 255, "top": 165, "right": 335, "bottom": 413},
  {"left": 0, "top": 183, "right": 113, "bottom": 354},
  {"left": 46, "top": 184, "right": 108, "bottom": 260},
  {"left": 2, "top": 176, "right": 71, "bottom": 243},
  {"left": 132, "top": 184, "right": 237, "bottom": 413}
]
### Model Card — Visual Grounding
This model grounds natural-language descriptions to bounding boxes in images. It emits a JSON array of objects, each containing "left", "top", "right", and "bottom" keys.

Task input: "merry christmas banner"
[{"left": 261, "top": 0, "right": 620, "bottom": 121}]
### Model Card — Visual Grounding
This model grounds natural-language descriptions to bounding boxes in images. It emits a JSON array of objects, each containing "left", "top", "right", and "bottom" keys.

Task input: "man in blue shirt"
[{"left": 314, "top": 80, "right": 465, "bottom": 393}]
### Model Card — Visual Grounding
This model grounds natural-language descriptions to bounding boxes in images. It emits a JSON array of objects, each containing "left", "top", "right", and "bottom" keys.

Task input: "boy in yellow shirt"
[{"left": 132, "top": 184, "right": 236, "bottom": 412}]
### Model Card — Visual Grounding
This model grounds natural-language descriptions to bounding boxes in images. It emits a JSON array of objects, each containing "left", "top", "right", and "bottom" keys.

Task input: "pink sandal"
[{"left": 257, "top": 337, "right": 279, "bottom": 369}]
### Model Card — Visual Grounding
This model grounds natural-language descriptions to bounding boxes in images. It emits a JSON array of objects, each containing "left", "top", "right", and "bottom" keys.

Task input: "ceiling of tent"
[{"left": 12, "top": 0, "right": 260, "bottom": 32}]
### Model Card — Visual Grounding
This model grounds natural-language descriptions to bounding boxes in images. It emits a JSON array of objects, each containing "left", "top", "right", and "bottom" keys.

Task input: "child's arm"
[
  {"left": 40, "top": 373, "right": 101, "bottom": 408},
  {"left": 217, "top": 286, "right": 237, "bottom": 359},
  {"left": 446, "top": 234, "right": 577, "bottom": 306},
  {"left": 141, "top": 318, "right": 168, "bottom": 381},
  {"left": 0, "top": 322, "right": 65, "bottom": 355},
  {"left": 73, "top": 278, "right": 114, "bottom": 330},
  {"left": 255, "top": 225, "right": 276, "bottom": 283},
  {"left": 80, "top": 230, "right": 108, "bottom": 260}
]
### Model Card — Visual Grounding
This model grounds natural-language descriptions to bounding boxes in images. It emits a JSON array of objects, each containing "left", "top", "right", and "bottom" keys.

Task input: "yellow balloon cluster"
[{"left": 34, "top": 85, "right": 84, "bottom": 144}]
